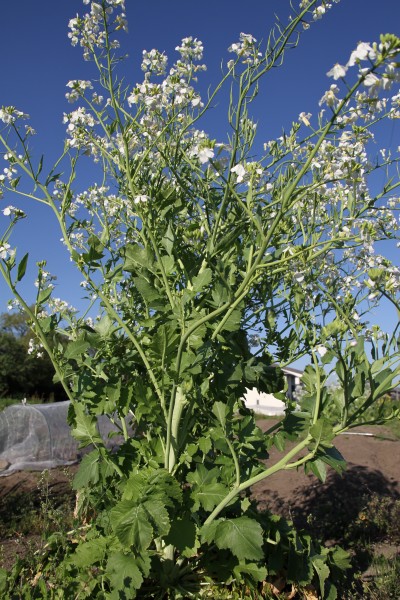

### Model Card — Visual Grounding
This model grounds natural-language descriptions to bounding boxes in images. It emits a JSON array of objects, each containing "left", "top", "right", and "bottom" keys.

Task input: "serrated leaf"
[
  {"left": 320, "top": 446, "right": 346, "bottom": 475},
  {"left": 312, "top": 557, "right": 330, "bottom": 599},
  {"left": 133, "top": 276, "right": 160, "bottom": 304},
  {"left": 111, "top": 502, "right": 153, "bottom": 550},
  {"left": 233, "top": 562, "right": 268, "bottom": 583},
  {"left": 198, "top": 436, "right": 212, "bottom": 454},
  {"left": 94, "top": 315, "right": 114, "bottom": 338},
  {"left": 16, "top": 253, "right": 29, "bottom": 282},
  {"left": 204, "top": 517, "right": 264, "bottom": 561},
  {"left": 187, "top": 465, "right": 229, "bottom": 511},
  {"left": 143, "top": 499, "right": 170, "bottom": 536},
  {"left": 70, "top": 538, "right": 107, "bottom": 568},
  {"left": 310, "top": 419, "right": 334, "bottom": 448},
  {"left": 212, "top": 401, "right": 228, "bottom": 429},
  {"left": 106, "top": 552, "right": 143, "bottom": 597},
  {"left": 65, "top": 338, "right": 90, "bottom": 360},
  {"left": 124, "top": 244, "right": 154, "bottom": 273},
  {"left": 192, "top": 268, "right": 212, "bottom": 293},
  {"left": 72, "top": 450, "right": 100, "bottom": 489},
  {"left": 71, "top": 403, "right": 103, "bottom": 448}
]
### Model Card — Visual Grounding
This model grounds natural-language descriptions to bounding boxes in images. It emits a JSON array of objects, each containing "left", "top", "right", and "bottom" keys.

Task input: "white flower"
[
  {"left": 134, "top": 195, "right": 148, "bottom": 204},
  {"left": 293, "top": 272, "right": 305, "bottom": 283},
  {"left": 299, "top": 112, "right": 312, "bottom": 126},
  {"left": 231, "top": 163, "right": 246, "bottom": 183},
  {"left": 347, "top": 42, "right": 376, "bottom": 67},
  {"left": 327, "top": 63, "right": 347, "bottom": 80},
  {"left": 362, "top": 72, "right": 380, "bottom": 88},
  {"left": 198, "top": 147, "right": 214, "bottom": 164},
  {"left": 0, "top": 243, "right": 15, "bottom": 260},
  {"left": 316, "top": 345, "right": 328, "bottom": 358}
]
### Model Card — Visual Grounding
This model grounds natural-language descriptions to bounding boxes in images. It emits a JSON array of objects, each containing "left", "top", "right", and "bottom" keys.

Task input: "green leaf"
[
  {"left": 192, "top": 268, "right": 212, "bottom": 293},
  {"left": 161, "top": 223, "right": 174, "bottom": 256},
  {"left": 124, "top": 244, "right": 154, "bottom": 273},
  {"left": 65, "top": 338, "right": 90, "bottom": 360},
  {"left": 70, "top": 538, "right": 107, "bottom": 568},
  {"left": 111, "top": 501, "right": 153, "bottom": 550},
  {"left": 0, "top": 568, "right": 8, "bottom": 594},
  {"left": 72, "top": 450, "right": 100, "bottom": 489},
  {"left": 16, "top": 253, "right": 29, "bottom": 282},
  {"left": 133, "top": 276, "right": 160, "bottom": 304},
  {"left": 164, "top": 517, "right": 197, "bottom": 554},
  {"left": 312, "top": 557, "right": 330, "bottom": 599},
  {"left": 306, "top": 458, "right": 327, "bottom": 483},
  {"left": 212, "top": 401, "right": 228, "bottom": 429},
  {"left": 143, "top": 499, "right": 170, "bottom": 536},
  {"left": 71, "top": 403, "right": 103, "bottom": 448},
  {"left": 94, "top": 315, "right": 114, "bottom": 338},
  {"left": 187, "top": 465, "right": 229, "bottom": 511},
  {"left": 233, "top": 562, "right": 268, "bottom": 584},
  {"left": 198, "top": 436, "right": 212, "bottom": 455},
  {"left": 310, "top": 419, "right": 334, "bottom": 448},
  {"left": 320, "top": 446, "right": 346, "bottom": 475},
  {"left": 38, "top": 287, "right": 52, "bottom": 305},
  {"left": 203, "top": 517, "right": 264, "bottom": 561},
  {"left": 106, "top": 552, "right": 143, "bottom": 597}
]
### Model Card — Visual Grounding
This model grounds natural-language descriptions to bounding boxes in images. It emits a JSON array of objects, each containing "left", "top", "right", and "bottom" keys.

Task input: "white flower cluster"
[
  {"left": 141, "top": 49, "right": 168, "bottom": 77},
  {"left": 2, "top": 205, "right": 26, "bottom": 218},
  {"left": 0, "top": 106, "right": 29, "bottom": 125},
  {"left": 65, "top": 80, "right": 93, "bottom": 103},
  {"left": 325, "top": 40, "right": 400, "bottom": 98},
  {"left": 228, "top": 33, "right": 261, "bottom": 67},
  {"left": 63, "top": 107, "right": 106, "bottom": 157},
  {"left": 68, "top": 1, "right": 127, "bottom": 61},
  {"left": 27, "top": 338, "right": 44, "bottom": 358}
]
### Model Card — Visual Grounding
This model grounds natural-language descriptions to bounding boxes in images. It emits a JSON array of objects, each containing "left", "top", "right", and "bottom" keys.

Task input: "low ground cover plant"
[{"left": 0, "top": 0, "right": 400, "bottom": 597}]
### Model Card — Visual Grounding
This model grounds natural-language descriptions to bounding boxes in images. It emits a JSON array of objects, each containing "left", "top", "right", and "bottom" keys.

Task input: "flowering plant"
[{"left": 1, "top": 0, "right": 400, "bottom": 596}]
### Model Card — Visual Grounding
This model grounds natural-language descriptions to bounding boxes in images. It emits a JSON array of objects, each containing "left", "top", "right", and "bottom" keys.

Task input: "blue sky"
[{"left": 0, "top": 0, "right": 399, "bottom": 343}]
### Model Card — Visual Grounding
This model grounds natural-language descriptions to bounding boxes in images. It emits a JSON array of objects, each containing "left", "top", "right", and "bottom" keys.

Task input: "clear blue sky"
[{"left": 0, "top": 0, "right": 399, "bottom": 341}]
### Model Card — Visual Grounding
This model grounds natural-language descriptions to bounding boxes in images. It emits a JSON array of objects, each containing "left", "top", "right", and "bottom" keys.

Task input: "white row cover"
[{"left": 0, "top": 401, "right": 125, "bottom": 476}]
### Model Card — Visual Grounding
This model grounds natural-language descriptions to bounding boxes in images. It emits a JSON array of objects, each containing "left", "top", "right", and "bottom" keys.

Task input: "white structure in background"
[{"left": 243, "top": 367, "right": 303, "bottom": 416}]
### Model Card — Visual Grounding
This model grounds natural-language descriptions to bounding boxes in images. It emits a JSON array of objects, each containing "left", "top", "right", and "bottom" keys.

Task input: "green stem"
[{"left": 204, "top": 434, "right": 312, "bottom": 525}]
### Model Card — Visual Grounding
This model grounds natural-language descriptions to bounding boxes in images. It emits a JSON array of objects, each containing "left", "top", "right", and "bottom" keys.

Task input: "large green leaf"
[
  {"left": 124, "top": 244, "right": 154, "bottom": 273},
  {"left": 143, "top": 498, "right": 170, "bottom": 536},
  {"left": 187, "top": 465, "right": 229, "bottom": 511},
  {"left": 70, "top": 538, "right": 107, "bottom": 568},
  {"left": 106, "top": 552, "right": 143, "bottom": 598},
  {"left": 164, "top": 517, "right": 197, "bottom": 554},
  {"left": 202, "top": 517, "right": 264, "bottom": 561},
  {"left": 111, "top": 501, "right": 153, "bottom": 550}
]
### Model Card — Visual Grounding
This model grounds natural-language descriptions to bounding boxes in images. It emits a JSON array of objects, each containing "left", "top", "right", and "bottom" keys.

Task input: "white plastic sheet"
[{"left": 0, "top": 401, "right": 126, "bottom": 475}]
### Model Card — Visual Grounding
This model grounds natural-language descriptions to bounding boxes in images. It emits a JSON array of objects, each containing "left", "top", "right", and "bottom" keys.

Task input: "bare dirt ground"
[
  {"left": 1, "top": 423, "right": 399, "bottom": 577},
  {"left": 253, "top": 423, "right": 400, "bottom": 530}
]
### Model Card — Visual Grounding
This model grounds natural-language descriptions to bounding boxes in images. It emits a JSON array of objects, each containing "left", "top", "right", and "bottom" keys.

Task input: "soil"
[{"left": 1, "top": 422, "right": 399, "bottom": 579}]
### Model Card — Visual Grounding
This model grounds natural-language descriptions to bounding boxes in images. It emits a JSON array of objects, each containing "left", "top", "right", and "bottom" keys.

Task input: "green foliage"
[{"left": 1, "top": 0, "right": 400, "bottom": 597}]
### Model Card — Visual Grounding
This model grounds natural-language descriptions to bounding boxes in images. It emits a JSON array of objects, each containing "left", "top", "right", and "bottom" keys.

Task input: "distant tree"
[{"left": 0, "top": 310, "right": 67, "bottom": 400}]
